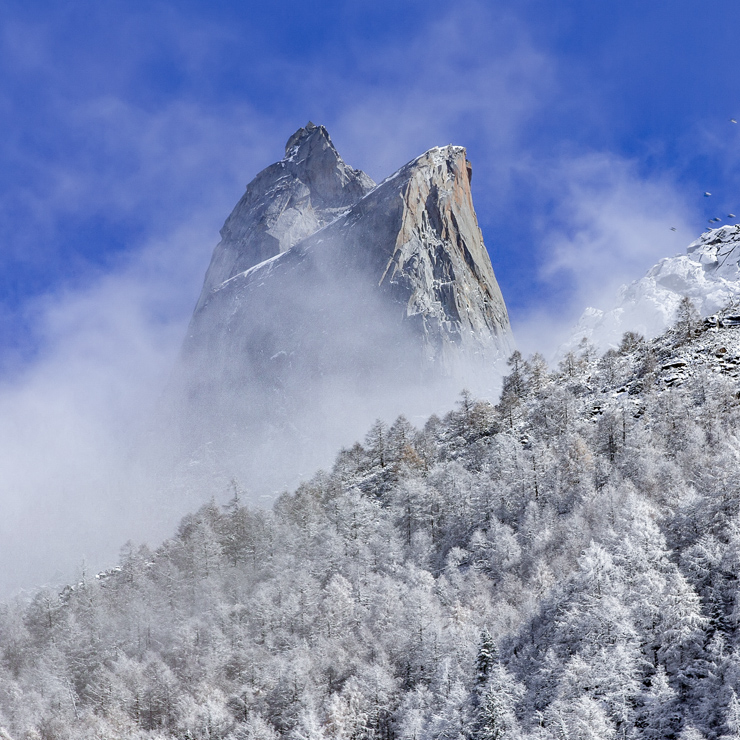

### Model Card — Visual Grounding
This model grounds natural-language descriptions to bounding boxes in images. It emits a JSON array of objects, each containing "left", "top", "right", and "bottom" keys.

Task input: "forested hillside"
[{"left": 3, "top": 307, "right": 740, "bottom": 739}]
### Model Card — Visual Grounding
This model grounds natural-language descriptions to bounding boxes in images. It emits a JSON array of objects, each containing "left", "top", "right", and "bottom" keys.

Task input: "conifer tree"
[{"left": 476, "top": 629, "right": 498, "bottom": 686}]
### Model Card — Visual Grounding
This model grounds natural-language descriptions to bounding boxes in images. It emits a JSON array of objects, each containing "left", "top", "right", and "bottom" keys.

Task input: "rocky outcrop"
[
  {"left": 195, "top": 123, "right": 375, "bottom": 310},
  {"left": 173, "top": 124, "right": 513, "bottom": 493},
  {"left": 375, "top": 146, "right": 511, "bottom": 364}
]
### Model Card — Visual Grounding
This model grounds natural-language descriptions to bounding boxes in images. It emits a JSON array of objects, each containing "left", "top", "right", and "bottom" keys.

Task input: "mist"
[
  {"left": 0, "top": 138, "right": 511, "bottom": 598},
  {"left": 0, "top": 148, "right": 705, "bottom": 596},
  {"left": 509, "top": 152, "right": 699, "bottom": 360},
  {"left": 0, "top": 223, "right": 212, "bottom": 596},
  {"left": 0, "top": 1, "right": 723, "bottom": 598}
]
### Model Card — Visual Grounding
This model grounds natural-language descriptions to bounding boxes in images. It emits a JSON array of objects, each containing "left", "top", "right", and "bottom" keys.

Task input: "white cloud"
[
  {"left": 511, "top": 151, "right": 699, "bottom": 358},
  {"left": 0, "top": 216, "right": 218, "bottom": 594},
  {"left": 544, "top": 154, "right": 695, "bottom": 299},
  {"left": 0, "top": 0, "right": 717, "bottom": 594}
]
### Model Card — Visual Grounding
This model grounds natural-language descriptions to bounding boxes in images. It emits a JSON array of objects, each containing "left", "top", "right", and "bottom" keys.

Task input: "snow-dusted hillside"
[
  {"left": 5, "top": 317, "right": 740, "bottom": 738},
  {"left": 571, "top": 224, "right": 740, "bottom": 351}
]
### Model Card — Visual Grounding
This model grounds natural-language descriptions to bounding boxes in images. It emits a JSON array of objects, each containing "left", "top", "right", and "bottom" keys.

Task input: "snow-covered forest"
[{"left": 4, "top": 307, "right": 740, "bottom": 740}]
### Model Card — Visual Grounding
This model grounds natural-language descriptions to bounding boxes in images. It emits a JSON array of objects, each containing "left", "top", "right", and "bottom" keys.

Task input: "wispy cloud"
[
  {"left": 511, "top": 151, "right": 698, "bottom": 356},
  {"left": 0, "top": 0, "right": 720, "bottom": 593},
  {"left": 0, "top": 215, "right": 221, "bottom": 594},
  {"left": 328, "top": 3, "right": 556, "bottom": 184},
  {"left": 543, "top": 152, "right": 696, "bottom": 305}
]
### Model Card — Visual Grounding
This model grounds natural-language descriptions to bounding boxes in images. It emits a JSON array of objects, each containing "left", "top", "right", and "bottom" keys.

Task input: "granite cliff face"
[
  {"left": 174, "top": 124, "right": 513, "bottom": 493},
  {"left": 375, "top": 145, "right": 511, "bottom": 363}
]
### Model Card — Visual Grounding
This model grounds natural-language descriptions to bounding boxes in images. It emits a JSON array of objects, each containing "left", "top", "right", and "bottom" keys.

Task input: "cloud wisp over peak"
[{"left": 2, "top": 0, "right": 740, "bottom": 591}]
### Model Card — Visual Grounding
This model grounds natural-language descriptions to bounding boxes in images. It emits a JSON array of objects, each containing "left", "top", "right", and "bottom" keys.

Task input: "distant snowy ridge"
[{"left": 570, "top": 224, "right": 740, "bottom": 351}]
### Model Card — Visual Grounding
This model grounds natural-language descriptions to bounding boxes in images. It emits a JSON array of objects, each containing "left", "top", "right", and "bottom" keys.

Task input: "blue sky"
[
  {"left": 5, "top": 0, "right": 740, "bottom": 363},
  {"left": 4, "top": 0, "right": 740, "bottom": 590}
]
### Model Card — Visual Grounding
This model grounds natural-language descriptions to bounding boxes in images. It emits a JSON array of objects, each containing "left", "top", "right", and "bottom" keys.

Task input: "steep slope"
[
  {"left": 169, "top": 125, "right": 513, "bottom": 493},
  {"left": 571, "top": 223, "right": 740, "bottom": 350},
  {"left": 6, "top": 320, "right": 740, "bottom": 739}
]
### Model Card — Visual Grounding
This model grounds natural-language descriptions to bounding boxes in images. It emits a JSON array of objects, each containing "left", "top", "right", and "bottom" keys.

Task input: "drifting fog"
[
  {"left": 0, "top": 223, "right": 209, "bottom": 595},
  {"left": 0, "top": 1, "right": 713, "bottom": 595},
  {"left": 0, "top": 212, "right": 505, "bottom": 597},
  {"left": 0, "top": 142, "right": 698, "bottom": 596}
]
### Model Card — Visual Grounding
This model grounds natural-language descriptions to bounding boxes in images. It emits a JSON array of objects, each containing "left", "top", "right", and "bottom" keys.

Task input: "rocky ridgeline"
[{"left": 168, "top": 124, "right": 513, "bottom": 494}]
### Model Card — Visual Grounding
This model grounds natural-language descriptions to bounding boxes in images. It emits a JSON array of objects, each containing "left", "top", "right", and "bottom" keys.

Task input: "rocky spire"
[
  {"left": 373, "top": 145, "right": 511, "bottom": 362},
  {"left": 195, "top": 122, "right": 375, "bottom": 310},
  {"left": 173, "top": 127, "right": 514, "bottom": 495},
  {"left": 282, "top": 122, "right": 374, "bottom": 210},
  {"left": 186, "top": 138, "right": 512, "bottom": 377}
]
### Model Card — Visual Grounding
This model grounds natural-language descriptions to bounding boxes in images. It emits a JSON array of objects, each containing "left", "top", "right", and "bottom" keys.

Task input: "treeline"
[{"left": 2, "top": 321, "right": 740, "bottom": 738}]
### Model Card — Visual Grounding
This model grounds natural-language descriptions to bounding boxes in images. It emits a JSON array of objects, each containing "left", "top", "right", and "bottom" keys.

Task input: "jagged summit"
[
  {"left": 195, "top": 122, "right": 375, "bottom": 308},
  {"left": 280, "top": 122, "right": 375, "bottom": 210},
  {"left": 687, "top": 223, "right": 740, "bottom": 279},
  {"left": 174, "top": 126, "right": 513, "bottom": 493},
  {"left": 189, "top": 138, "right": 512, "bottom": 371},
  {"left": 570, "top": 222, "right": 740, "bottom": 351}
]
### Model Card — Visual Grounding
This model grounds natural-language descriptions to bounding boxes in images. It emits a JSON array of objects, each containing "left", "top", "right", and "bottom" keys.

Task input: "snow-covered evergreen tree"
[{"left": 3, "top": 312, "right": 740, "bottom": 737}]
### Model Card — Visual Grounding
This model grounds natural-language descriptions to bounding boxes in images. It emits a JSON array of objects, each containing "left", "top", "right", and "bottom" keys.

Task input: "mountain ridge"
[
  {"left": 189, "top": 128, "right": 512, "bottom": 367},
  {"left": 168, "top": 124, "right": 514, "bottom": 495}
]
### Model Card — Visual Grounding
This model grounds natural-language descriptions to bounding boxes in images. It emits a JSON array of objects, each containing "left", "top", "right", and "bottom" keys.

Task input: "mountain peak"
[
  {"left": 176, "top": 127, "right": 513, "bottom": 494},
  {"left": 284, "top": 121, "right": 332, "bottom": 158},
  {"left": 279, "top": 122, "right": 374, "bottom": 211},
  {"left": 194, "top": 123, "right": 375, "bottom": 305}
]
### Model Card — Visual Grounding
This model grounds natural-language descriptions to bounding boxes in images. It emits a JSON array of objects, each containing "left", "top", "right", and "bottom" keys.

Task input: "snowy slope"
[
  {"left": 571, "top": 224, "right": 740, "bottom": 350},
  {"left": 10, "top": 315, "right": 740, "bottom": 739}
]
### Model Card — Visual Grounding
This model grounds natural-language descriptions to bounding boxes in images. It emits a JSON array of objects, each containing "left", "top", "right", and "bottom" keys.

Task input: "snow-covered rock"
[
  {"left": 571, "top": 224, "right": 740, "bottom": 351},
  {"left": 167, "top": 124, "right": 513, "bottom": 494},
  {"left": 196, "top": 122, "right": 376, "bottom": 310}
]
